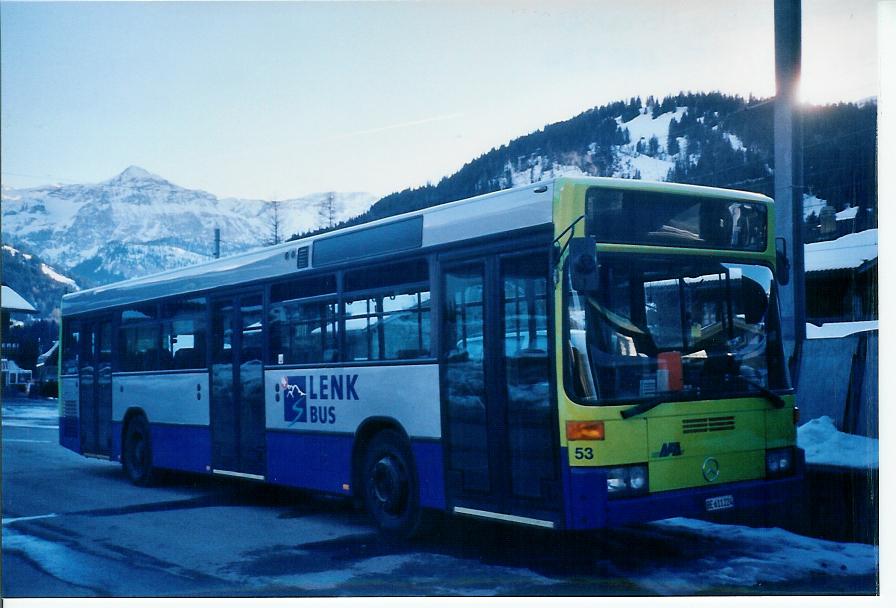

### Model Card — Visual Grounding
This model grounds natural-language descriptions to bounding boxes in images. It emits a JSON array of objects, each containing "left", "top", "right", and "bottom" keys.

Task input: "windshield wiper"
[
  {"left": 737, "top": 373, "right": 786, "bottom": 409},
  {"left": 620, "top": 391, "right": 697, "bottom": 419},
  {"left": 619, "top": 377, "right": 783, "bottom": 419},
  {"left": 705, "top": 353, "right": 786, "bottom": 409}
]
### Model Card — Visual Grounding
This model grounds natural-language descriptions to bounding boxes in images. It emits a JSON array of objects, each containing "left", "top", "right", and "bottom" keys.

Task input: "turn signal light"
[{"left": 566, "top": 420, "right": 605, "bottom": 441}]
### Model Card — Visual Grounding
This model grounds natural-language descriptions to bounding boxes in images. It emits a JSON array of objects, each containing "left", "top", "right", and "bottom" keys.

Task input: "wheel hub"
[{"left": 371, "top": 455, "right": 407, "bottom": 514}]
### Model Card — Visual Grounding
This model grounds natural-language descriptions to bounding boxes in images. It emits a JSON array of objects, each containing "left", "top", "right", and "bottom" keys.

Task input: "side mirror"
[
  {"left": 775, "top": 237, "right": 790, "bottom": 286},
  {"left": 569, "top": 236, "right": 599, "bottom": 292}
]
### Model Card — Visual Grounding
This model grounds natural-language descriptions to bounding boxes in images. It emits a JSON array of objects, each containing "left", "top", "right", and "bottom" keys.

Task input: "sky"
[{"left": 0, "top": 0, "right": 880, "bottom": 200}]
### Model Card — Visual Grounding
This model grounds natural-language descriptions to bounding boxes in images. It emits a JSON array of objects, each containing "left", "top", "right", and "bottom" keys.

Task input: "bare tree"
[
  {"left": 268, "top": 200, "right": 282, "bottom": 245},
  {"left": 318, "top": 192, "right": 338, "bottom": 229}
]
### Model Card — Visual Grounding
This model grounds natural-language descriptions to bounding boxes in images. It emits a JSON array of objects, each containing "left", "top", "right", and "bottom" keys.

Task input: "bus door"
[
  {"left": 210, "top": 294, "right": 266, "bottom": 477},
  {"left": 440, "top": 251, "right": 560, "bottom": 523},
  {"left": 79, "top": 317, "right": 113, "bottom": 456}
]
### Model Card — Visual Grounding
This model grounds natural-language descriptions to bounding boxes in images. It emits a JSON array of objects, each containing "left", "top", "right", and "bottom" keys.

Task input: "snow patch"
[
  {"left": 798, "top": 416, "right": 878, "bottom": 469},
  {"left": 723, "top": 132, "right": 745, "bottom": 151},
  {"left": 616, "top": 150, "right": 674, "bottom": 181},
  {"left": 641, "top": 518, "right": 877, "bottom": 594},
  {"left": 619, "top": 106, "right": 687, "bottom": 156},
  {"left": 2, "top": 244, "right": 32, "bottom": 260},
  {"left": 40, "top": 263, "right": 79, "bottom": 289}
]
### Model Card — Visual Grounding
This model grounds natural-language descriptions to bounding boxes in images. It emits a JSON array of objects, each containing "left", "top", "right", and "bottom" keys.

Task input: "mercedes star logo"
[{"left": 702, "top": 457, "right": 720, "bottom": 482}]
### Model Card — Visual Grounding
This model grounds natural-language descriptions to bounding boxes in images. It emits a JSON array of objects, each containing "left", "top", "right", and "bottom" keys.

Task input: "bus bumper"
[{"left": 564, "top": 450, "right": 805, "bottom": 530}]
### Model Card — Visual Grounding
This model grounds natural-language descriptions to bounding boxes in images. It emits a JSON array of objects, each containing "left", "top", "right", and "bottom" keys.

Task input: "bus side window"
[
  {"left": 269, "top": 275, "right": 337, "bottom": 366},
  {"left": 62, "top": 322, "right": 80, "bottom": 375},
  {"left": 119, "top": 304, "right": 160, "bottom": 372},
  {"left": 162, "top": 298, "right": 208, "bottom": 370},
  {"left": 343, "top": 259, "right": 431, "bottom": 361}
]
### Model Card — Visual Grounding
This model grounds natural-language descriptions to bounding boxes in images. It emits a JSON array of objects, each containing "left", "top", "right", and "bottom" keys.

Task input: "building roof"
[
  {"left": 1, "top": 285, "right": 37, "bottom": 313},
  {"left": 804, "top": 229, "right": 877, "bottom": 273}
]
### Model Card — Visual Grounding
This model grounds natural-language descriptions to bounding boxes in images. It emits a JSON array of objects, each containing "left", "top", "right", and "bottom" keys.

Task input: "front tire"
[
  {"left": 362, "top": 430, "right": 429, "bottom": 538},
  {"left": 122, "top": 415, "right": 155, "bottom": 486}
]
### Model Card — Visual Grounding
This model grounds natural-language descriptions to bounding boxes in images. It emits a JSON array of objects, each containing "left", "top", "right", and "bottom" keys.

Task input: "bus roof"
[{"left": 61, "top": 177, "right": 772, "bottom": 316}]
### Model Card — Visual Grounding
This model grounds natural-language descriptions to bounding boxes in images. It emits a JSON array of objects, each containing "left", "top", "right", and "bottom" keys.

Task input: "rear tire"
[
  {"left": 362, "top": 430, "right": 430, "bottom": 538},
  {"left": 122, "top": 415, "right": 155, "bottom": 486}
]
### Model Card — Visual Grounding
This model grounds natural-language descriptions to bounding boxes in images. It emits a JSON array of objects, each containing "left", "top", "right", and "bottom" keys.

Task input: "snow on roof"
[
  {"left": 836, "top": 206, "right": 858, "bottom": 220},
  {"left": 804, "top": 229, "right": 877, "bottom": 272},
  {"left": 806, "top": 320, "right": 878, "bottom": 339},
  {"left": 1, "top": 285, "right": 37, "bottom": 313},
  {"left": 798, "top": 416, "right": 878, "bottom": 469}
]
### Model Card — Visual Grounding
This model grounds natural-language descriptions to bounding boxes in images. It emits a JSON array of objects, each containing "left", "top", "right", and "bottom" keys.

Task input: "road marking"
[
  {"left": 2, "top": 513, "right": 59, "bottom": 525},
  {"left": 3, "top": 439, "right": 51, "bottom": 443}
]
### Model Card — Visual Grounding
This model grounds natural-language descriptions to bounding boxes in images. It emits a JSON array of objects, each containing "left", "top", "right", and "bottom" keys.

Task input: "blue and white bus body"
[{"left": 59, "top": 179, "right": 556, "bottom": 520}]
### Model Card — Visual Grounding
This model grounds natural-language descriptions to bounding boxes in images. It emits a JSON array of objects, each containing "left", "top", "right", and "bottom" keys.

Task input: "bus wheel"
[
  {"left": 122, "top": 415, "right": 155, "bottom": 486},
  {"left": 362, "top": 430, "right": 428, "bottom": 538}
]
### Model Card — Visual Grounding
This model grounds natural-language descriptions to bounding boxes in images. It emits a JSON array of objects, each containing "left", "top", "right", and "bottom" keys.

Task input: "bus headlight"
[
  {"left": 766, "top": 448, "right": 794, "bottom": 478},
  {"left": 605, "top": 464, "right": 649, "bottom": 497}
]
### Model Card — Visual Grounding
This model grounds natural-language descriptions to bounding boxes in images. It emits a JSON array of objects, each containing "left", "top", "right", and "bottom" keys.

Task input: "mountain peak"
[{"left": 111, "top": 165, "right": 163, "bottom": 183}]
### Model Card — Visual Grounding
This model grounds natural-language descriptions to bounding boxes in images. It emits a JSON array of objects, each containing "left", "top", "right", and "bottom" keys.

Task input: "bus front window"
[{"left": 566, "top": 255, "right": 789, "bottom": 405}]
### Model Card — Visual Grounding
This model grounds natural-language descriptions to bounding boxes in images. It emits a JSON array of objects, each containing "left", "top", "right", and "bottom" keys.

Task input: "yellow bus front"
[{"left": 552, "top": 178, "right": 802, "bottom": 529}]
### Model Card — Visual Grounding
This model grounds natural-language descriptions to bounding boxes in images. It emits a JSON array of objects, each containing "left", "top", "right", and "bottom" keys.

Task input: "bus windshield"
[{"left": 566, "top": 254, "right": 789, "bottom": 405}]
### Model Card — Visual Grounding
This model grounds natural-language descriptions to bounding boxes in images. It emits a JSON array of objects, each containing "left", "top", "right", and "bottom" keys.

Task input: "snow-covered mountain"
[
  {"left": 1, "top": 167, "right": 376, "bottom": 285},
  {"left": 342, "top": 93, "right": 875, "bottom": 242},
  {"left": 1, "top": 243, "right": 79, "bottom": 318}
]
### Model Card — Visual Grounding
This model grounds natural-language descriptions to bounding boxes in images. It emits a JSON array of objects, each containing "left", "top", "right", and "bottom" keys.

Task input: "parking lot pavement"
[{"left": 1, "top": 397, "right": 879, "bottom": 597}]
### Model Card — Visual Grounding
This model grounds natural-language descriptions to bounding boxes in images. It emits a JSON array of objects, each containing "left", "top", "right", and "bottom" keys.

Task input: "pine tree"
[{"left": 668, "top": 133, "right": 680, "bottom": 156}]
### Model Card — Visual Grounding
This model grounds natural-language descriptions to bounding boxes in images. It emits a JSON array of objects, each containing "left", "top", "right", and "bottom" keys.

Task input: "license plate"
[{"left": 705, "top": 494, "right": 735, "bottom": 512}]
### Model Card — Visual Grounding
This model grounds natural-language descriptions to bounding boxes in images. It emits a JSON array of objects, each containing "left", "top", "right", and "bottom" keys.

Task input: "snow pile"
[
  {"left": 641, "top": 518, "right": 878, "bottom": 594},
  {"left": 798, "top": 416, "right": 878, "bottom": 469}
]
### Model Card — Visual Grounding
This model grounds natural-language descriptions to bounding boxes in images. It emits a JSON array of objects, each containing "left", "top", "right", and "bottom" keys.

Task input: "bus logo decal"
[
  {"left": 281, "top": 376, "right": 307, "bottom": 424},
  {"left": 653, "top": 441, "right": 683, "bottom": 458},
  {"left": 702, "top": 457, "right": 721, "bottom": 482},
  {"left": 281, "top": 373, "right": 359, "bottom": 425}
]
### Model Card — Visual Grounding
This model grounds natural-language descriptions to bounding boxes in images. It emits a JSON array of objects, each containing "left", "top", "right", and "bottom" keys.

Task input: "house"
[{"left": 804, "top": 229, "right": 877, "bottom": 324}]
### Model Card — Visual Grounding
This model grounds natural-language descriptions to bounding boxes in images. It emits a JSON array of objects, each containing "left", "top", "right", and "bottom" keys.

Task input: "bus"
[{"left": 58, "top": 176, "right": 803, "bottom": 536}]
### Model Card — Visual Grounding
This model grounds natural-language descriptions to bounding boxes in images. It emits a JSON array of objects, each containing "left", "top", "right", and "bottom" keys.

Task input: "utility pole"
[
  {"left": 214, "top": 227, "right": 221, "bottom": 259},
  {"left": 774, "top": 0, "right": 806, "bottom": 383}
]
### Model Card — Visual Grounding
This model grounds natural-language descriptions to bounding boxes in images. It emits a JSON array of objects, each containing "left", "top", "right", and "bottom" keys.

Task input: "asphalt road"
[{"left": 1, "top": 396, "right": 878, "bottom": 597}]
